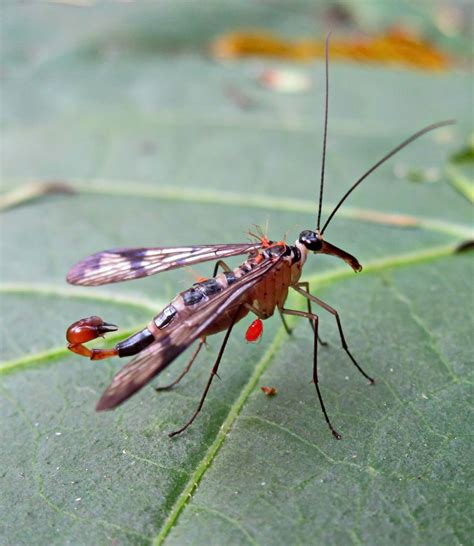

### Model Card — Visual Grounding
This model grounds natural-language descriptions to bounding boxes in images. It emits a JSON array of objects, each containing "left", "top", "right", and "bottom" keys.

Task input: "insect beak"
[{"left": 319, "top": 241, "right": 362, "bottom": 272}]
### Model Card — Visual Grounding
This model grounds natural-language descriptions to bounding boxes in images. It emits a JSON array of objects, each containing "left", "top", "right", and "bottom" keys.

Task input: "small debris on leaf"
[{"left": 261, "top": 386, "right": 277, "bottom": 396}]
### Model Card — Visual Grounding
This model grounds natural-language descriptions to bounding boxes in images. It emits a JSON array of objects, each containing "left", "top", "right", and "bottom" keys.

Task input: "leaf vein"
[{"left": 191, "top": 504, "right": 260, "bottom": 546}]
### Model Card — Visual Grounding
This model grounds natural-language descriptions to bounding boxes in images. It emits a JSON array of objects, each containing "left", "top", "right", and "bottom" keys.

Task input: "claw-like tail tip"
[{"left": 98, "top": 322, "right": 118, "bottom": 334}]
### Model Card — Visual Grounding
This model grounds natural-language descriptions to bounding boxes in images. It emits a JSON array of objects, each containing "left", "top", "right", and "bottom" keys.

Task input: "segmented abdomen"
[{"left": 128, "top": 248, "right": 295, "bottom": 346}]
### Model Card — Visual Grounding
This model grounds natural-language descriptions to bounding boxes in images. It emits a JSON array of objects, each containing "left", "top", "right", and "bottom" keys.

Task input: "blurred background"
[{"left": 2, "top": 1, "right": 472, "bottom": 193}]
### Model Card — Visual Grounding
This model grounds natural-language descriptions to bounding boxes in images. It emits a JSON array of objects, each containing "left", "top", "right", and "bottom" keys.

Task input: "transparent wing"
[
  {"left": 67, "top": 243, "right": 262, "bottom": 286},
  {"left": 95, "top": 247, "right": 285, "bottom": 410}
]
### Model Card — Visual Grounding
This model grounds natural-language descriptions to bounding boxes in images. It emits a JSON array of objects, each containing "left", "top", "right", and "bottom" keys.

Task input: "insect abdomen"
[
  {"left": 182, "top": 278, "right": 223, "bottom": 306},
  {"left": 117, "top": 304, "right": 178, "bottom": 356},
  {"left": 117, "top": 329, "right": 154, "bottom": 357}
]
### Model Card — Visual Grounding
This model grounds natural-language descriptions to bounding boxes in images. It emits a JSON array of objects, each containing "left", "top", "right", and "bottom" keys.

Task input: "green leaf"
[
  {"left": 446, "top": 139, "right": 474, "bottom": 203},
  {"left": 1, "top": 3, "right": 472, "bottom": 546}
]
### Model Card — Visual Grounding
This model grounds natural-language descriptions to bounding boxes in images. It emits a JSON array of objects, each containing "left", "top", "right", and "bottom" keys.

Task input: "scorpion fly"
[{"left": 66, "top": 35, "right": 454, "bottom": 439}]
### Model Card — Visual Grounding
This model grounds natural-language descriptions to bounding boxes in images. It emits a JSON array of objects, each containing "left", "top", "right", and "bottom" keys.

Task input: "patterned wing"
[
  {"left": 67, "top": 243, "right": 262, "bottom": 286},
  {"left": 95, "top": 246, "right": 286, "bottom": 410}
]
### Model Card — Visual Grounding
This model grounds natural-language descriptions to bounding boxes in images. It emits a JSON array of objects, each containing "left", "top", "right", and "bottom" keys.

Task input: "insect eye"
[{"left": 299, "top": 230, "right": 322, "bottom": 251}]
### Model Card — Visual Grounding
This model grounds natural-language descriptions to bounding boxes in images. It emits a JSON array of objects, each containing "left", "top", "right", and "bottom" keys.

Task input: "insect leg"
[
  {"left": 294, "top": 282, "right": 327, "bottom": 345},
  {"left": 292, "top": 286, "right": 374, "bottom": 383},
  {"left": 279, "top": 311, "right": 293, "bottom": 335},
  {"left": 280, "top": 284, "right": 327, "bottom": 343},
  {"left": 243, "top": 303, "right": 266, "bottom": 319},
  {"left": 155, "top": 338, "right": 206, "bottom": 391},
  {"left": 281, "top": 307, "right": 341, "bottom": 439},
  {"left": 212, "top": 260, "right": 232, "bottom": 276},
  {"left": 244, "top": 301, "right": 325, "bottom": 338},
  {"left": 168, "top": 306, "right": 241, "bottom": 438}
]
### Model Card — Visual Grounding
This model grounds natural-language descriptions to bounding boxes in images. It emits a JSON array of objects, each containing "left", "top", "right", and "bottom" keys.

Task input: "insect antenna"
[
  {"left": 320, "top": 119, "right": 455, "bottom": 234},
  {"left": 316, "top": 32, "right": 331, "bottom": 232}
]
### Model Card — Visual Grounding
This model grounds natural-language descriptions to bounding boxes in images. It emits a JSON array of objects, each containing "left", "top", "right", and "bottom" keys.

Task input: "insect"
[{"left": 66, "top": 35, "right": 453, "bottom": 439}]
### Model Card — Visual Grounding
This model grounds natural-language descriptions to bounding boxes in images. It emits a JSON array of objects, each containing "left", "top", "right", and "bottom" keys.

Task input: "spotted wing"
[
  {"left": 95, "top": 247, "right": 285, "bottom": 411},
  {"left": 67, "top": 243, "right": 262, "bottom": 286}
]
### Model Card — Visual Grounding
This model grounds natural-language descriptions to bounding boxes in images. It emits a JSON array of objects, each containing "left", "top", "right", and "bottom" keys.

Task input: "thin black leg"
[
  {"left": 279, "top": 300, "right": 326, "bottom": 346},
  {"left": 292, "top": 286, "right": 374, "bottom": 383},
  {"left": 295, "top": 282, "right": 327, "bottom": 345},
  {"left": 156, "top": 338, "right": 205, "bottom": 391},
  {"left": 281, "top": 307, "right": 341, "bottom": 439},
  {"left": 168, "top": 307, "right": 241, "bottom": 437},
  {"left": 279, "top": 310, "right": 293, "bottom": 335}
]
